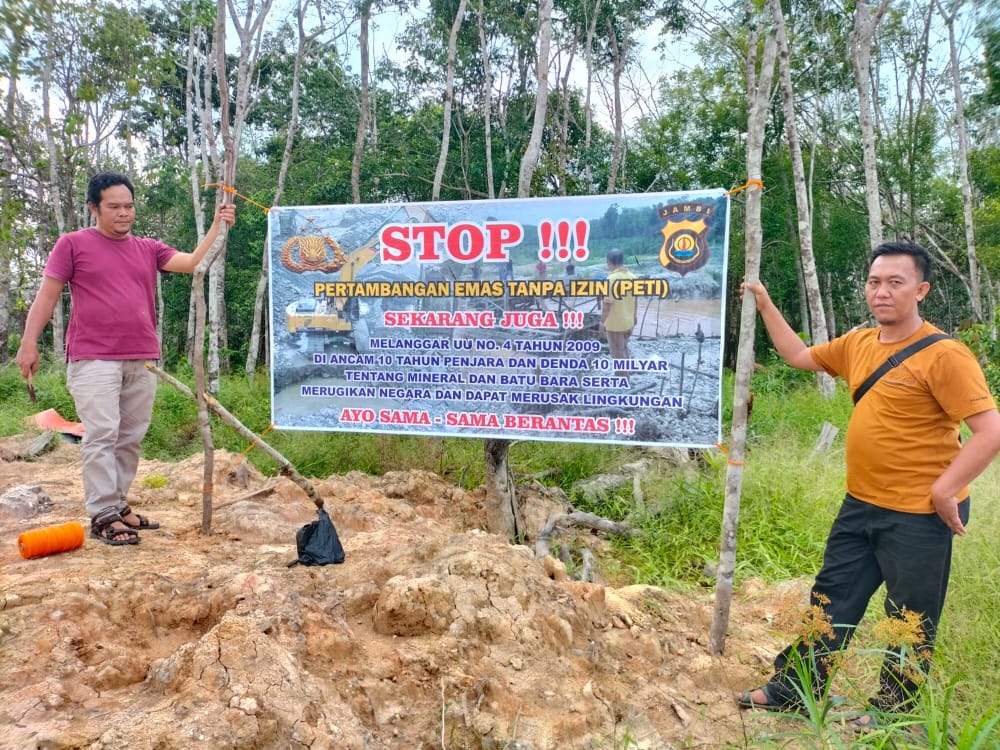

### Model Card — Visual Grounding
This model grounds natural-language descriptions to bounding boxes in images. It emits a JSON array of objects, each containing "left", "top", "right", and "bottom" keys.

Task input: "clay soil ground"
[{"left": 0, "top": 434, "right": 820, "bottom": 750}]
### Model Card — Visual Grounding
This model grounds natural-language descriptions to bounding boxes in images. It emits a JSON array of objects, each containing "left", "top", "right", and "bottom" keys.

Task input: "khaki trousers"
[{"left": 67, "top": 359, "right": 156, "bottom": 519}]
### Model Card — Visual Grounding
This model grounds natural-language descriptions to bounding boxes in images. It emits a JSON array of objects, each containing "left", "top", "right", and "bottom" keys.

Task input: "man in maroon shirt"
[{"left": 15, "top": 172, "right": 235, "bottom": 545}]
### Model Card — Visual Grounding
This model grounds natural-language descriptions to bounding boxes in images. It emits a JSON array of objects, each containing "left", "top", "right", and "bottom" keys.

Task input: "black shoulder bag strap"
[{"left": 851, "top": 333, "right": 950, "bottom": 405}]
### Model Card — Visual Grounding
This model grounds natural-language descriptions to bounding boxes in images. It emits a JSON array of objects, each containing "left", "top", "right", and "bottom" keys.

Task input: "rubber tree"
[
  {"left": 936, "top": 0, "right": 984, "bottom": 322},
  {"left": 850, "top": 0, "right": 891, "bottom": 249},
  {"left": 710, "top": 0, "right": 777, "bottom": 656},
  {"left": 767, "top": 0, "right": 833, "bottom": 396}
]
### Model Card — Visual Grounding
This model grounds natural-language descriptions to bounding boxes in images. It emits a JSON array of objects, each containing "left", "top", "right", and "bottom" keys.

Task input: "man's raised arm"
[{"left": 742, "top": 280, "right": 824, "bottom": 372}]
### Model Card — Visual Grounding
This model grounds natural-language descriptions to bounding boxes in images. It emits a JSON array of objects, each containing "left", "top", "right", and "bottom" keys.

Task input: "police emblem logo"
[{"left": 657, "top": 203, "right": 715, "bottom": 276}]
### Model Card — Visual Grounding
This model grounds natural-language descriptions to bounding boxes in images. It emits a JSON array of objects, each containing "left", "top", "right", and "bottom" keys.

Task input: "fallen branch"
[
  {"left": 212, "top": 480, "right": 279, "bottom": 512},
  {"left": 534, "top": 510, "right": 639, "bottom": 575},
  {"left": 146, "top": 363, "right": 325, "bottom": 509}
]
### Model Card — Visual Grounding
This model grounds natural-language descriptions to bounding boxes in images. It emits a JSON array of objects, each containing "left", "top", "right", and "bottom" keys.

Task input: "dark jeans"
[{"left": 766, "top": 493, "right": 968, "bottom": 710}]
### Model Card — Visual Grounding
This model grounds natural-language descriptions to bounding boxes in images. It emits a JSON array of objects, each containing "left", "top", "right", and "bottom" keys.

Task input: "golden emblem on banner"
[
  {"left": 279, "top": 235, "right": 347, "bottom": 274},
  {"left": 657, "top": 203, "right": 714, "bottom": 276}
]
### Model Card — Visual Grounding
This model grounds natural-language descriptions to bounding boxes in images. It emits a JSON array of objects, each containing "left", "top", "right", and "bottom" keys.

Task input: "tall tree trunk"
[
  {"left": 516, "top": 0, "right": 552, "bottom": 198},
  {"left": 769, "top": 0, "right": 833, "bottom": 397},
  {"left": 245, "top": 261, "right": 269, "bottom": 374},
  {"left": 0, "top": 37, "right": 19, "bottom": 364},
  {"left": 605, "top": 17, "right": 625, "bottom": 194},
  {"left": 901, "top": 7, "right": 934, "bottom": 236},
  {"left": 206, "top": 0, "right": 272, "bottom": 390},
  {"left": 186, "top": 18, "right": 212, "bottom": 362},
  {"left": 0, "top": 271, "right": 8, "bottom": 365},
  {"left": 937, "top": 0, "right": 983, "bottom": 321},
  {"left": 206, "top": 30, "right": 225, "bottom": 392},
  {"left": 207, "top": 263, "right": 227, "bottom": 388},
  {"left": 823, "top": 272, "right": 837, "bottom": 338},
  {"left": 710, "top": 4, "right": 777, "bottom": 656},
  {"left": 247, "top": 0, "right": 315, "bottom": 373},
  {"left": 41, "top": 10, "right": 66, "bottom": 361},
  {"left": 0, "top": 253, "right": 8, "bottom": 364},
  {"left": 193, "top": 0, "right": 241, "bottom": 534},
  {"left": 582, "top": 0, "right": 603, "bottom": 191},
  {"left": 351, "top": 1, "right": 372, "bottom": 204},
  {"left": 553, "top": 49, "right": 576, "bottom": 196},
  {"left": 850, "top": 0, "right": 891, "bottom": 250},
  {"left": 185, "top": 14, "right": 208, "bottom": 352},
  {"left": 476, "top": 0, "right": 495, "bottom": 199},
  {"left": 432, "top": 0, "right": 469, "bottom": 200}
]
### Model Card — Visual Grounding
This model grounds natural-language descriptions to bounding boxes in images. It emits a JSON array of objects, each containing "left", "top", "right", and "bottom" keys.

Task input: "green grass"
[
  {"left": 0, "top": 357, "right": 78, "bottom": 434},
  {"left": 932, "top": 457, "right": 1000, "bottom": 735},
  {"left": 575, "top": 366, "right": 851, "bottom": 587},
  {"left": 1, "top": 360, "right": 633, "bottom": 489}
]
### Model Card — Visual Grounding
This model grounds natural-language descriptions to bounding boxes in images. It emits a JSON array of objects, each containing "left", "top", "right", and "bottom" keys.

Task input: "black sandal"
[
  {"left": 90, "top": 508, "right": 140, "bottom": 546},
  {"left": 735, "top": 684, "right": 802, "bottom": 712},
  {"left": 120, "top": 503, "right": 160, "bottom": 530}
]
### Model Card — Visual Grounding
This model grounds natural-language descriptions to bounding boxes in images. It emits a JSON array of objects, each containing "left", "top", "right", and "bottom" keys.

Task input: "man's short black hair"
[
  {"left": 869, "top": 241, "right": 932, "bottom": 282},
  {"left": 87, "top": 172, "right": 135, "bottom": 206},
  {"left": 606, "top": 248, "right": 624, "bottom": 267}
]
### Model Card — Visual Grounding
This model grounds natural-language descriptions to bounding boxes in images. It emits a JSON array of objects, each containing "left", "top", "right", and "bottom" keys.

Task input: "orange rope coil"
[{"left": 18, "top": 522, "right": 85, "bottom": 559}]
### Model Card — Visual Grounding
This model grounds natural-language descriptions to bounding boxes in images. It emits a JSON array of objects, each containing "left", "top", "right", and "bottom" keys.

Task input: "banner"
[{"left": 268, "top": 189, "right": 729, "bottom": 448}]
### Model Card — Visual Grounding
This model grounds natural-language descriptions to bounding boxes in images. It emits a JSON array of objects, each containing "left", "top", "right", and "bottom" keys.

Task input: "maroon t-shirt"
[{"left": 44, "top": 228, "right": 177, "bottom": 361}]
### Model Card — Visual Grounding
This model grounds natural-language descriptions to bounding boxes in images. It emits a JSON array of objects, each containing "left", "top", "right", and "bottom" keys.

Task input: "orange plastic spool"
[{"left": 18, "top": 522, "right": 85, "bottom": 559}]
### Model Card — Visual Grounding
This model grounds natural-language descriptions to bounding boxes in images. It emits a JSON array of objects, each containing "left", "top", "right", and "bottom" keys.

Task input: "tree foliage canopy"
[{"left": 2, "top": 0, "right": 997, "bottom": 369}]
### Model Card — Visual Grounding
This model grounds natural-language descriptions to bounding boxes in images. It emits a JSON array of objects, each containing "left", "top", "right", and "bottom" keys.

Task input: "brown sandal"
[
  {"left": 90, "top": 508, "right": 140, "bottom": 546},
  {"left": 120, "top": 503, "right": 160, "bottom": 530}
]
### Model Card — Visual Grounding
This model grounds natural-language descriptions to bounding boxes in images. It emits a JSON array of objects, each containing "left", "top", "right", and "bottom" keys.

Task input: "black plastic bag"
[{"left": 287, "top": 507, "right": 345, "bottom": 567}]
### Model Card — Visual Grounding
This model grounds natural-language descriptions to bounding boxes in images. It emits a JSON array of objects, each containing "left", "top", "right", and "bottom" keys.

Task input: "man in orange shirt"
[{"left": 737, "top": 242, "right": 1000, "bottom": 723}]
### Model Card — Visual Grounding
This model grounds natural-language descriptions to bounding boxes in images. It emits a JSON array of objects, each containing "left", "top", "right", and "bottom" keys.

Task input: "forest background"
[{"left": 2, "top": 0, "right": 999, "bottom": 382}]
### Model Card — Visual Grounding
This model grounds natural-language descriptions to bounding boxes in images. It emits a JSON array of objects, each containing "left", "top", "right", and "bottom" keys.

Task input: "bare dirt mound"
[{"left": 0, "top": 437, "right": 809, "bottom": 750}]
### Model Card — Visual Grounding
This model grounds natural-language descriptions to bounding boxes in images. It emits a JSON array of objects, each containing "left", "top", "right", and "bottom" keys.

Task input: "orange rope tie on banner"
[
  {"left": 202, "top": 183, "right": 271, "bottom": 214},
  {"left": 713, "top": 442, "right": 745, "bottom": 467},
  {"left": 726, "top": 179, "right": 764, "bottom": 196},
  {"left": 18, "top": 522, "right": 86, "bottom": 559}
]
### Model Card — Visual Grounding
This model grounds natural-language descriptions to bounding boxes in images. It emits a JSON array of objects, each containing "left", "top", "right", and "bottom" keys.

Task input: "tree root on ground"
[{"left": 534, "top": 510, "right": 638, "bottom": 582}]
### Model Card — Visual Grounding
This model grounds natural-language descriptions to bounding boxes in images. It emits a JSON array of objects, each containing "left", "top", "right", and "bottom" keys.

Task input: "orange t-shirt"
[{"left": 809, "top": 322, "right": 995, "bottom": 513}]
